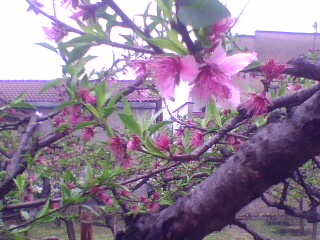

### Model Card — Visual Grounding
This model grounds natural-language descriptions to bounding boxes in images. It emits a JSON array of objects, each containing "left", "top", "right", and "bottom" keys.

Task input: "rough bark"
[{"left": 121, "top": 88, "right": 320, "bottom": 240}]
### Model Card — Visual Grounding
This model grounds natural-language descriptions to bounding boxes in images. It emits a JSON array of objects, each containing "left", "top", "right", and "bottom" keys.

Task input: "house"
[{"left": 0, "top": 80, "right": 162, "bottom": 138}]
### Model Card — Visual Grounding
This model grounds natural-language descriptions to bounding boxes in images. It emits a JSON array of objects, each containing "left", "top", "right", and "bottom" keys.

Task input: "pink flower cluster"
[
  {"left": 132, "top": 44, "right": 256, "bottom": 107},
  {"left": 43, "top": 23, "right": 68, "bottom": 42},
  {"left": 109, "top": 135, "right": 142, "bottom": 168},
  {"left": 91, "top": 186, "right": 114, "bottom": 206},
  {"left": 53, "top": 105, "right": 96, "bottom": 141}
]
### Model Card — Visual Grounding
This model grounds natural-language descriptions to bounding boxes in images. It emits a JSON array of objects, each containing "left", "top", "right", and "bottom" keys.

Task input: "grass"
[
  {"left": 14, "top": 217, "right": 318, "bottom": 239},
  {"left": 27, "top": 222, "right": 113, "bottom": 240}
]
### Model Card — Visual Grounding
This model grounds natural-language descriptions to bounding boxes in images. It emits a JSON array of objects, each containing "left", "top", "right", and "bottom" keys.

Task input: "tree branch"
[{"left": 121, "top": 87, "right": 320, "bottom": 239}]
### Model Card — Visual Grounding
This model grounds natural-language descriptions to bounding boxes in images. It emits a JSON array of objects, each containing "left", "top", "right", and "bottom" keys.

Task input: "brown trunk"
[
  {"left": 81, "top": 211, "right": 93, "bottom": 240},
  {"left": 299, "top": 198, "right": 305, "bottom": 231}
]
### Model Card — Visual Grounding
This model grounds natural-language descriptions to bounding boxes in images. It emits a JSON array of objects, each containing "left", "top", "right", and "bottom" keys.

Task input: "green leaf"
[
  {"left": 243, "top": 61, "right": 261, "bottom": 71},
  {"left": 40, "top": 79, "right": 64, "bottom": 94},
  {"left": 123, "top": 97, "right": 133, "bottom": 116},
  {"left": 74, "top": 121, "right": 98, "bottom": 131},
  {"left": 146, "top": 38, "right": 188, "bottom": 55},
  {"left": 20, "top": 211, "right": 31, "bottom": 221},
  {"left": 103, "top": 106, "right": 117, "bottom": 118},
  {"left": 57, "top": 101, "right": 76, "bottom": 111},
  {"left": 60, "top": 35, "right": 98, "bottom": 48},
  {"left": 67, "top": 46, "right": 90, "bottom": 64},
  {"left": 119, "top": 113, "right": 142, "bottom": 135},
  {"left": 177, "top": 0, "right": 230, "bottom": 28},
  {"left": 35, "top": 199, "right": 51, "bottom": 218},
  {"left": 13, "top": 175, "right": 27, "bottom": 193},
  {"left": 84, "top": 103, "right": 101, "bottom": 119},
  {"left": 35, "top": 42, "right": 57, "bottom": 54},
  {"left": 149, "top": 121, "right": 173, "bottom": 136},
  {"left": 206, "top": 101, "right": 222, "bottom": 127},
  {"left": 155, "top": 0, "right": 173, "bottom": 20},
  {"left": 11, "top": 101, "right": 35, "bottom": 109}
]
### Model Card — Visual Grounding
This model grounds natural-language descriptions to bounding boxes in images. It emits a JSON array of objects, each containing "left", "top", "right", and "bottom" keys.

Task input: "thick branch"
[{"left": 121, "top": 88, "right": 320, "bottom": 239}]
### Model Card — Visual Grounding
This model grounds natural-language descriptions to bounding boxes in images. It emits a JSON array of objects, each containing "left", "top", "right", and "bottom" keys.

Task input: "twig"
[{"left": 232, "top": 219, "right": 272, "bottom": 240}]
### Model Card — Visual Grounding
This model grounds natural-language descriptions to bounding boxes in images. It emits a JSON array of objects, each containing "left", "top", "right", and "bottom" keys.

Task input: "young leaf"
[
  {"left": 11, "top": 101, "right": 36, "bottom": 109},
  {"left": 118, "top": 113, "right": 142, "bottom": 136},
  {"left": 177, "top": 0, "right": 230, "bottom": 28},
  {"left": 146, "top": 38, "right": 188, "bottom": 55},
  {"left": 206, "top": 101, "right": 222, "bottom": 127},
  {"left": 123, "top": 97, "right": 133, "bottom": 116},
  {"left": 74, "top": 121, "right": 98, "bottom": 131},
  {"left": 35, "top": 42, "right": 58, "bottom": 54},
  {"left": 155, "top": 0, "right": 173, "bottom": 20},
  {"left": 149, "top": 121, "right": 173, "bottom": 136},
  {"left": 66, "top": 46, "right": 90, "bottom": 64},
  {"left": 40, "top": 79, "right": 64, "bottom": 94}
]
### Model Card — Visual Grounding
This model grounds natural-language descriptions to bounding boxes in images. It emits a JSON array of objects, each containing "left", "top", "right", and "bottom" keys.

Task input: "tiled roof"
[{"left": 0, "top": 80, "right": 160, "bottom": 104}]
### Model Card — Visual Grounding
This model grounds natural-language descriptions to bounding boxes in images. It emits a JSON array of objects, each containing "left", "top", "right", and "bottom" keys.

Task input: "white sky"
[{"left": 0, "top": 0, "right": 320, "bottom": 80}]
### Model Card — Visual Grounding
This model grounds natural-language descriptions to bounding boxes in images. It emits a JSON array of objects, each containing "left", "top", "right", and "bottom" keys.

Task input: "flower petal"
[
  {"left": 216, "top": 83, "right": 240, "bottom": 109},
  {"left": 206, "top": 44, "right": 227, "bottom": 64},
  {"left": 220, "top": 52, "right": 257, "bottom": 75},
  {"left": 180, "top": 55, "right": 199, "bottom": 83}
]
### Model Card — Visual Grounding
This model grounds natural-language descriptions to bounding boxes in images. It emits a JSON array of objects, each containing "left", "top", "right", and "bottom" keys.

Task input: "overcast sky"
[{"left": 0, "top": 0, "right": 320, "bottom": 79}]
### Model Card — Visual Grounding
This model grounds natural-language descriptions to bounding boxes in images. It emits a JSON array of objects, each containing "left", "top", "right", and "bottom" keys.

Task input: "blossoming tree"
[{"left": 1, "top": 0, "right": 320, "bottom": 239}]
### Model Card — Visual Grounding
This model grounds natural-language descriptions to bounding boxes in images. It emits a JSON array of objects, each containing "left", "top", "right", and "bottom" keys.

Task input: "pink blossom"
[
  {"left": 79, "top": 88, "right": 97, "bottom": 105},
  {"left": 29, "top": 174, "right": 38, "bottom": 185},
  {"left": 38, "top": 156, "right": 47, "bottom": 165},
  {"left": 155, "top": 133, "right": 171, "bottom": 152},
  {"left": 91, "top": 185, "right": 103, "bottom": 195},
  {"left": 83, "top": 127, "right": 95, "bottom": 142},
  {"left": 131, "top": 205, "right": 140, "bottom": 212},
  {"left": 192, "top": 132, "right": 205, "bottom": 147},
  {"left": 154, "top": 161, "right": 161, "bottom": 168},
  {"left": 164, "top": 171, "right": 173, "bottom": 179},
  {"left": 130, "top": 60, "right": 148, "bottom": 79},
  {"left": 110, "top": 136, "right": 126, "bottom": 160},
  {"left": 61, "top": 0, "right": 79, "bottom": 8},
  {"left": 210, "top": 18, "right": 234, "bottom": 42},
  {"left": 24, "top": 192, "right": 34, "bottom": 202},
  {"left": 153, "top": 192, "right": 161, "bottom": 201},
  {"left": 150, "top": 202, "right": 160, "bottom": 213},
  {"left": 120, "top": 190, "right": 131, "bottom": 197},
  {"left": 68, "top": 182, "right": 76, "bottom": 190},
  {"left": 73, "top": 4, "right": 99, "bottom": 21},
  {"left": 190, "top": 45, "right": 256, "bottom": 106},
  {"left": 140, "top": 195, "right": 150, "bottom": 204},
  {"left": 148, "top": 55, "right": 199, "bottom": 98},
  {"left": 43, "top": 23, "right": 68, "bottom": 42},
  {"left": 101, "top": 192, "right": 114, "bottom": 205},
  {"left": 176, "top": 128, "right": 185, "bottom": 137},
  {"left": 127, "top": 135, "right": 142, "bottom": 151},
  {"left": 52, "top": 202, "right": 61, "bottom": 210},
  {"left": 229, "top": 137, "right": 244, "bottom": 151},
  {"left": 123, "top": 156, "right": 136, "bottom": 168},
  {"left": 261, "top": 58, "right": 286, "bottom": 83},
  {"left": 244, "top": 93, "right": 272, "bottom": 116},
  {"left": 71, "top": 114, "right": 81, "bottom": 125}
]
